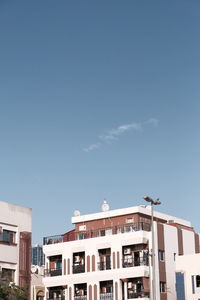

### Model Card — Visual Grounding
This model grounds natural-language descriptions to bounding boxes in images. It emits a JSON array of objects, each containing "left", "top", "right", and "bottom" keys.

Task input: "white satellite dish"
[
  {"left": 31, "top": 265, "right": 38, "bottom": 273},
  {"left": 74, "top": 210, "right": 81, "bottom": 217},
  {"left": 101, "top": 200, "right": 109, "bottom": 212}
]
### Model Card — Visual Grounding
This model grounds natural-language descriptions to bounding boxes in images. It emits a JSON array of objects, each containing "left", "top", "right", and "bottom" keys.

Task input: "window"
[
  {"left": 126, "top": 218, "right": 134, "bottom": 224},
  {"left": 100, "top": 228, "right": 112, "bottom": 236},
  {"left": 78, "top": 233, "right": 87, "bottom": 240},
  {"left": 0, "top": 230, "right": 16, "bottom": 244},
  {"left": 1, "top": 268, "right": 15, "bottom": 282},
  {"left": 158, "top": 250, "right": 165, "bottom": 261},
  {"left": 174, "top": 253, "right": 176, "bottom": 261},
  {"left": 160, "top": 282, "right": 166, "bottom": 293},
  {"left": 196, "top": 275, "right": 200, "bottom": 287}
]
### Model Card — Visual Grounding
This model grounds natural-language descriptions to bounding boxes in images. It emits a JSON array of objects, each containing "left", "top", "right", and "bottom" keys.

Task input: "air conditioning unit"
[
  {"left": 124, "top": 248, "right": 131, "bottom": 255},
  {"left": 127, "top": 282, "right": 133, "bottom": 289}
]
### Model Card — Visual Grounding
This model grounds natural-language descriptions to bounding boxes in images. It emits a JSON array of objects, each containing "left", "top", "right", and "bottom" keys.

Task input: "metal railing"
[
  {"left": 72, "top": 264, "right": 85, "bottom": 274},
  {"left": 75, "top": 222, "right": 150, "bottom": 240},
  {"left": 48, "top": 297, "right": 65, "bottom": 300},
  {"left": 44, "top": 268, "right": 62, "bottom": 277},
  {"left": 74, "top": 296, "right": 87, "bottom": 300},
  {"left": 127, "top": 291, "right": 150, "bottom": 299},
  {"left": 43, "top": 222, "right": 151, "bottom": 245},
  {"left": 98, "top": 260, "right": 111, "bottom": 271},
  {"left": 43, "top": 235, "right": 63, "bottom": 245},
  {"left": 122, "top": 256, "right": 149, "bottom": 268},
  {"left": 48, "top": 298, "right": 65, "bottom": 300},
  {"left": 100, "top": 293, "right": 113, "bottom": 300}
]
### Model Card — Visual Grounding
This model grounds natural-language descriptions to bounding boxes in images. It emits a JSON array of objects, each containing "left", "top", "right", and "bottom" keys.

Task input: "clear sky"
[{"left": 0, "top": 1, "right": 200, "bottom": 244}]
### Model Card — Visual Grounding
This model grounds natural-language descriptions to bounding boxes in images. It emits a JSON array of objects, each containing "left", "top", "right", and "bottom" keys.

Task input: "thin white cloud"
[
  {"left": 99, "top": 122, "right": 142, "bottom": 142},
  {"left": 83, "top": 118, "right": 159, "bottom": 152},
  {"left": 144, "top": 118, "right": 159, "bottom": 127},
  {"left": 83, "top": 143, "right": 101, "bottom": 152}
]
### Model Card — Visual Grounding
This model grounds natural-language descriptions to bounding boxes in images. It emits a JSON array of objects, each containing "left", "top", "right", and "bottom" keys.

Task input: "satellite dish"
[
  {"left": 101, "top": 199, "right": 109, "bottom": 212},
  {"left": 31, "top": 265, "right": 38, "bottom": 273},
  {"left": 74, "top": 210, "right": 81, "bottom": 217}
]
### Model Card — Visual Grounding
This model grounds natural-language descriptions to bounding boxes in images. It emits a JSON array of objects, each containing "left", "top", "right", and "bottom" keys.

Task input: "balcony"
[
  {"left": 43, "top": 222, "right": 150, "bottom": 245},
  {"left": 127, "top": 291, "right": 150, "bottom": 299},
  {"left": 98, "top": 260, "right": 111, "bottom": 271},
  {"left": 100, "top": 293, "right": 113, "bottom": 300},
  {"left": 48, "top": 287, "right": 64, "bottom": 300},
  {"left": 74, "top": 283, "right": 87, "bottom": 300},
  {"left": 44, "top": 268, "right": 62, "bottom": 277},
  {"left": 74, "top": 296, "right": 87, "bottom": 300},
  {"left": 122, "top": 257, "right": 149, "bottom": 268},
  {"left": 48, "top": 298, "right": 64, "bottom": 300},
  {"left": 43, "top": 235, "right": 63, "bottom": 245},
  {"left": 72, "top": 264, "right": 85, "bottom": 274}
]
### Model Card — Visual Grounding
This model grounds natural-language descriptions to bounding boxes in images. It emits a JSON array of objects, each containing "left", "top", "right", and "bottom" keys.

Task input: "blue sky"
[{"left": 0, "top": 1, "right": 200, "bottom": 243}]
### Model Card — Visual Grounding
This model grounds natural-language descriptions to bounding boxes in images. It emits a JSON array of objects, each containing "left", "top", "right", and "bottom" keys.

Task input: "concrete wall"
[
  {"left": 176, "top": 254, "right": 200, "bottom": 300},
  {"left": 0, "top": 201, "right": 32, "bottom": 286}
]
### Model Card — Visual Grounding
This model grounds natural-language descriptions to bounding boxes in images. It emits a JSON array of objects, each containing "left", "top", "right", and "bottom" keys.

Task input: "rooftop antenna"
[{"left": 101, "top": 198, "right": 110, "bottom": 212}]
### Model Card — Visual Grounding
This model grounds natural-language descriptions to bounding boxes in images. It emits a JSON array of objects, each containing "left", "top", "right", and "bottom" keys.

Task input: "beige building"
[
  {"left": 31, "top": 265, "right": 45, "bottom": 300},
  {"left": 0, "top": 201, "right": 32, "bottom": 290}
]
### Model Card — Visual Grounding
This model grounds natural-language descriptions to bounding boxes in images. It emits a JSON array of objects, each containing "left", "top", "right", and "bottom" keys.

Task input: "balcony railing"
[
  {"left": 43, "top": 235, "right": 63, "bottom": 245},
  {"left": 98, "top": 260, "right": 111, "bottom": 271},
  {"left": 122, "top": 256, "right": 149, "bottom": 268},
  {"left": 43, "top": 222, "right": 150, "bottom": 245},
  {"left": 48, "top": 298, "right": 65, "bottom": 300},
  {"left": 74, "top": 296, "right": 87, "bottom": 300},
  {"left": 72, "top": 264, "right": 85, "bottom": 274},
  {"left": 100, "top": 293, "right": 113, "bottom": 300},
  {"left": 127, "top": 291, "right": 150, "bottom": 299},
  {"left": 44, "top": 268, "right": 62, "bottom": 277}
]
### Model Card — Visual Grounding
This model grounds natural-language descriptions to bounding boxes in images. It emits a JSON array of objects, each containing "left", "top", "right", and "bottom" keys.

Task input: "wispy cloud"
[
  {"left": 144, "top": 118, "right": 159, "bottom": 127},
  {"left": 83, "top": 143, "right": 101, "bottom": 153},
  {"left": 83, "top": 118, "right": 159, "bottom": 152},
  {"left": 99, "top": 122, "right": 142, "bottom": 142}
]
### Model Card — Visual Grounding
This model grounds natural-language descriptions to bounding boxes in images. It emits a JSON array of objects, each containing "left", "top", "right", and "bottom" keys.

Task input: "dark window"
[
  {"left": 1, "top": 268, "right": 15, "bottom": 282},
  {"left": 158, "top": 250, "right": 165, "bottom": 261},
  {"left": 160, "top": 282, "right": 166, "bottom": 293},
  {"left": 196, "top": 275, "right": 200, "bottom": 287}
]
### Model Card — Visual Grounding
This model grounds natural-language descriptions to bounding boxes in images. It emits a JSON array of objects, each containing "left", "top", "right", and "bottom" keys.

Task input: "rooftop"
[{"left": 71, "top": 204, "right": 191, "bottom": 228}]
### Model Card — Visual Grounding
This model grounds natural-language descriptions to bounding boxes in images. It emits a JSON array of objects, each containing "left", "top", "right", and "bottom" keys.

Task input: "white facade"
[
  {"left": 31, "top": 265, "right": 45, "bottom": 300},
  {"left": 0, "top": 201, "right": 32, "bottom": 286},
  {"left": 43, "top": 205, "right": 199, "bottom": 300},
  {"left": 176, "top": 254, "right": 200, "bottom": 300}
]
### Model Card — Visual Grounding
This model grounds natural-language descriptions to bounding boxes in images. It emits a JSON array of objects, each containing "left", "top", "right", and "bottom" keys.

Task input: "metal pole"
[{"left": 151, "top": 203, "right": 156, "bottom": 300}]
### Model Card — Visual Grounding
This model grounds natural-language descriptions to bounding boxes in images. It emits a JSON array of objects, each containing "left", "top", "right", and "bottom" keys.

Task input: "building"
[
  {"left": 176, "top": 253, "right": 200, "bottom": 300},
  {"left": 31, "top": 265, "right": 45, "bottom": 300},
  {"left": 43, "top": 203, "right": 200, "bottom": 300},
  {"left": 0, "top": 201, "right": 32, "bottom": 289},
  {"left": 32, "top": 245, "right": 45, "bottom": 267}
]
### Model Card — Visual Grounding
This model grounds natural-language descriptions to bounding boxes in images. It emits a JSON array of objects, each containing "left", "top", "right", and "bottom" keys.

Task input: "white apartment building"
[
  {"left": 176, "top": 253, "right": 200, "bottom": 300},
  {"left": 43, "top": 203, "right": 200, "bottom": 300},
  {"left": 0, "top": 201, "right": 32, "bottom": 288}
]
